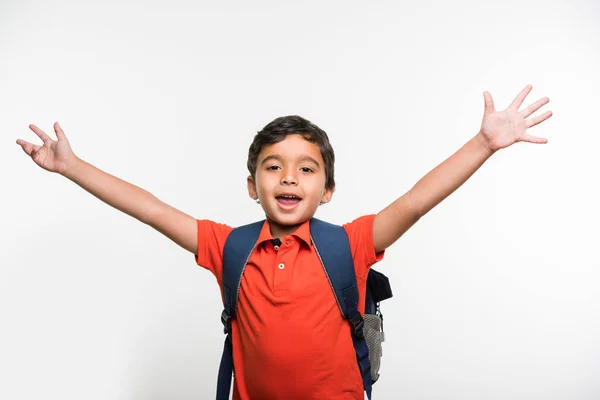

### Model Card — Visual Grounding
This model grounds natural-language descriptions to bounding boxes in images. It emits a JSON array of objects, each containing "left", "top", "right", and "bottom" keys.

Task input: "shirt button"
[
  {"left": 278, "top": 263, "right": 285, "bottom": 270},
  {"left": 285, "top": 239, "right": 291, "bottom": 245},
  {"left": 274, "top": 245, "right": 279, "bottom": 251}
]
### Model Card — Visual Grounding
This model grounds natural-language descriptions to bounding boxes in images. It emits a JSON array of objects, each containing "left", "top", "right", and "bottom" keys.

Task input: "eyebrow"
[{"left": 260, "top": 154, "right": 321, "bottom": 167}]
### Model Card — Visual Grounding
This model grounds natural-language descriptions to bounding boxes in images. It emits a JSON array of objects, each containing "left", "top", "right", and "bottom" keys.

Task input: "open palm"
[
  {"left": 479, "top": 84, "right": 553, "bottom": 152},
  {"left": 16, "top": 122, "right": 77, "bottom": 174}
]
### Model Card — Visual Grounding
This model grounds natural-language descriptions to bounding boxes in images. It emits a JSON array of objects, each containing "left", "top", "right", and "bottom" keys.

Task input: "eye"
[
  {"left": 267, "top": 165, "right": 281, "bottom": 171},
  {"left": 300, "top": 167, "right": 313, "bottom": 173}
]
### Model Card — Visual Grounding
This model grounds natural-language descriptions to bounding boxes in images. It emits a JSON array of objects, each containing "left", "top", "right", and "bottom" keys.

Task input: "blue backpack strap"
[
  {"left": 216, "top": 220, "right": 264, "bottom": 400},
  {"left": 309, "top": 218, "right": 373, "bottom": 399}
]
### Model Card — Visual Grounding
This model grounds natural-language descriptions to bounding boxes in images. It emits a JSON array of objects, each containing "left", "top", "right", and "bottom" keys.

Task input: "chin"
[
  {"left": 266, "top": 207, "right": 316, "bottom": 226},
  {"left": 268, "top": 213, "right": 307, "bottom": 227}
]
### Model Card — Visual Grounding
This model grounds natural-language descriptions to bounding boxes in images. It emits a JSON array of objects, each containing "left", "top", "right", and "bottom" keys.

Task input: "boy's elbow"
[
  {"left": 140, "top": 196, "right": 163, "bottom": 226},
  {"left": 145, "top": 201, "right": 199, "bottom": 255},
  {"left": 403, "top": 190, "right": 425, "bottom": 222}
]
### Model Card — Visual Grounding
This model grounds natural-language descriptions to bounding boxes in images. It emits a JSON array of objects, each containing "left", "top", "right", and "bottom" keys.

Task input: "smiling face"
[{"left": 247, "top": 134, "right": 334, "bottom": 238}]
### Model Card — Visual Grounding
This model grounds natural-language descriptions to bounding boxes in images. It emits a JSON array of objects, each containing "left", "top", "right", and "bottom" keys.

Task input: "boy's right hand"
[
  {"left": 16, "top": 121, "right": 199, "bottom": 255},
  {"left": 16, "top": 122, "right": 78, "bottom": 175}
]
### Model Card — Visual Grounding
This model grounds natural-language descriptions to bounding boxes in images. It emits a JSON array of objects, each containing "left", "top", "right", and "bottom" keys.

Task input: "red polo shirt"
[{"left": 194, "top": 214, "right": 384, "bottom": 399}]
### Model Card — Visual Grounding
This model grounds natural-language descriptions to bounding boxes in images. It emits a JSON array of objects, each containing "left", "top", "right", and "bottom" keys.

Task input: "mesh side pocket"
[{"left": 363, "top": 313, "right": 382, "bottom": 382}]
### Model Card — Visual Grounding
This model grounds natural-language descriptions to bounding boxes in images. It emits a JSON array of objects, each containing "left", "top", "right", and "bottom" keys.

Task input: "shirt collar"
[{"left": 256, "top": 218, "right": 313, "bottom": 248}]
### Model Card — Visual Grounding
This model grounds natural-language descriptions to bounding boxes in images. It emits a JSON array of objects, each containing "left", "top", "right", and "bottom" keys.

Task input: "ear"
[
  {"left": 247, "top": 175, "right": 258, "bottom": 200},
  {"left": 320, "top": 186, "right": 334, "bottom": 205}
]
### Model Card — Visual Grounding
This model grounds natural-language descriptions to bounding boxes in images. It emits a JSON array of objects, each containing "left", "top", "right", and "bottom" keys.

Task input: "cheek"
[
  {"left": 306, "top": 182, "right": 327, "bottom": 198},
  {"left": 255, "top": 173, "right": 277, "bottom": 193},
  {"left": 312, "top": 174, "right": 328, "bottom": 190}
]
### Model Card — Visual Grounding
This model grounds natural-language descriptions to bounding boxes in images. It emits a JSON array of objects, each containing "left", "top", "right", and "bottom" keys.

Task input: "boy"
[{"left": 16, "top": 85, "right": 552, "bottom": 399}]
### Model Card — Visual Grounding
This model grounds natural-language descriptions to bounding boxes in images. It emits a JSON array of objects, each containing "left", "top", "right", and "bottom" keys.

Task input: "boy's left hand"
[{"left": 478, "top": 84, "right": 553, "bottom": 153}]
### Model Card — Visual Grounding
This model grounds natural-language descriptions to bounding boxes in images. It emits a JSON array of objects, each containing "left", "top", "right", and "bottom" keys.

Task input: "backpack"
[{"left": 216, "top": 218, "right": 393, "bottom": 400}]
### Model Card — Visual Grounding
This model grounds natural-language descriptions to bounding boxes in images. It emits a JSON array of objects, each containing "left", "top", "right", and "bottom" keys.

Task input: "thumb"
[
  {"left": 483, "top": 91, "right": 495, "bottom": 117},
  {"left": 54, "top": 122, "right": 67, "bottom": 141}
]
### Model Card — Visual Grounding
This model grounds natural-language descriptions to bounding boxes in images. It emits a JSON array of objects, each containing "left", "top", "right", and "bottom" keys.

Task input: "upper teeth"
[{"left": 281, "top": 195, "right": 297, "bottom": 198}]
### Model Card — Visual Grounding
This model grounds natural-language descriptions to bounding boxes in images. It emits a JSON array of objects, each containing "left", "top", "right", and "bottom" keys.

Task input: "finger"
[
  {"left": 525, "top": 110, "right": 553, "bottom": 129},
  {"left": 520, "top": 97, "right": 550, "bottom": 119},
  {"left": 16, "top": 139, "right": 41, "bottom": 156},
  {"left": 54, "top": 122, "right": 67, "bottom": 141},
  {"left": 520, "top": 132, "right": 548, "bottom": 144},
  {"left": 509, "top": 84, "right": 533, "bottom": 111},
  {"left": 29, "top": 124, "right": 52, "bottom": 143},
  {"left": 483, "top": 91, "right": 495, "bottom": 117}
]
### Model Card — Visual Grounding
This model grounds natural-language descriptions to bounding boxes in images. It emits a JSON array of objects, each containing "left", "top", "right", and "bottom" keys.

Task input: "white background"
[{"left": 2, "top": 0, "right": 599, "bottom": 399}]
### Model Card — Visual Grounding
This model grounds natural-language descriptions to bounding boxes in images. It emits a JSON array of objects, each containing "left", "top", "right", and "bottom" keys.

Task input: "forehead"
[{"left": 258, "top": 134, "right": 324, "bottom": 164}]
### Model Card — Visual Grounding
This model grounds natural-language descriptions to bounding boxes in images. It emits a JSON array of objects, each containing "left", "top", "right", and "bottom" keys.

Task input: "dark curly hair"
[{"left": 247, "top": 115, "right": 335, "bottom": 190}]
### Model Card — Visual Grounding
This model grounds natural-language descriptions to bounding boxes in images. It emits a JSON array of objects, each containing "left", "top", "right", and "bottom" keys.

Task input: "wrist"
[
  {"left": 60, "top": 155, "right": 82, "bottom": 178},
  {"left": 475, "top": 131, "right": 496, "bottom": 156}
]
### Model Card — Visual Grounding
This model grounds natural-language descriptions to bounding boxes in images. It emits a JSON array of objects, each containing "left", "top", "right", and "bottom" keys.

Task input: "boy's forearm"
[
  {"left": 62, "top": 157, "right": 161, "bottom": 224},
  {"left": 409, "top": 132, "right": 494, "bottom": 217}
]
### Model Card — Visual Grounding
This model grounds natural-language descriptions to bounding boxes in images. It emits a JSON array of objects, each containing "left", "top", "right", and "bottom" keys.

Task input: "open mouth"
[{"left": 276, "top": 194, "right": 302, "bottom": 208}]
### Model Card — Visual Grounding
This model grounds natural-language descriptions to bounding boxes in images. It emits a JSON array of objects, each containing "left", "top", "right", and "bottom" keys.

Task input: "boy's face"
[{"left": 247, "top": 134, "right": 333, "bottom": 235}]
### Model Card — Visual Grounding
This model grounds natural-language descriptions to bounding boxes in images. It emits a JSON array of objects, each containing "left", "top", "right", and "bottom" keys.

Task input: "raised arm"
[
  {"left": 372, "top": 84, "right": 553, "bottom": 253},
  {"left": 16, "top": 122, "right": 198, "bottom": 254}
]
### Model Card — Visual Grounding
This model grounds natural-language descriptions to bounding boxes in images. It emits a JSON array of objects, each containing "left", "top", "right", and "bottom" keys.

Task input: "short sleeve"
[
  {"left": 343, "top": 214, "right": 385, "bottom": 279},
  {"left": 194, "top": 219, "right": 234, "bottom": 285}
]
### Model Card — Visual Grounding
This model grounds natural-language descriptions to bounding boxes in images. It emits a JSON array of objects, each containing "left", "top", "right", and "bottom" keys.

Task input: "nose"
[{"left": 280, "top": 169, "right": 297, "bottom": 186}]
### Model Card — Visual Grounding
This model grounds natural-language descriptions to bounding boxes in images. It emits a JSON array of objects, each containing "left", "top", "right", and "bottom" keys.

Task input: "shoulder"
[
  {"left": 194, "top": 219, "right": 235, "bottom": 280},
  {"left": 197, "top": 219, "right": 235, "bottom": 242},
  {"left": 342, "top": 214, "right": 385, "bottom": 274},
  {"left": 342, "top": 214, "right": 377, "bottom": 239}
]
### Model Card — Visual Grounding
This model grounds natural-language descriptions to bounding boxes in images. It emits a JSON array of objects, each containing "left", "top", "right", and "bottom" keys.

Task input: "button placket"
[
  {"left": 278, "top": 238, "right": 290, "bottom": 269},
  {"left": 273, "top": 236, "right": 298, "bottom": 293},
  {"left": 273, "top": 247, "right": 291, "bottom": 293}
]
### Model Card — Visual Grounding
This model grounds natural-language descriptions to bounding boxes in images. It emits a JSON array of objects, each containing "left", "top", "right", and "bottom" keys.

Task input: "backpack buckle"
[
  {"left": 349, "top": 312, "right": 364, "bottom": 338},
  {"left": 221, "top": 310, "right": 232, "bottom": 334}
]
